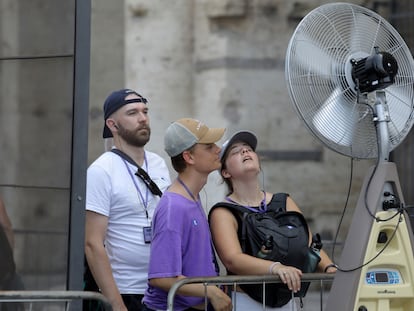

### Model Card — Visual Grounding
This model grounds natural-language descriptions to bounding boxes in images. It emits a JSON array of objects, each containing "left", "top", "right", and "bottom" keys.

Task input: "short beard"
[{"left": 117, "top": 123, "right": 151, "bottom": 147}]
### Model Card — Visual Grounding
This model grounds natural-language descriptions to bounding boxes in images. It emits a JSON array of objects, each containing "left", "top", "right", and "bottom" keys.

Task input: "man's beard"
[{"left": 117, "top": 124, "right": 151, "bottom": 147}]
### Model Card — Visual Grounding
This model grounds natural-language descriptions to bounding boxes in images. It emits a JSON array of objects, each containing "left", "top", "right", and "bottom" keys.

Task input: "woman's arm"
[
  {"left": 210, "top": 207, "right": 273, "bottom": 275},
  {"left": 318, "top": 249, "right": 337, "bottom": 273}
]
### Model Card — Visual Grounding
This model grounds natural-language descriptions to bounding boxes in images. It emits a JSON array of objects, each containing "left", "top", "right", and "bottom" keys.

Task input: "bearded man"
[{"left": 85, "top": 89, "right": 171, "bottom": 311}]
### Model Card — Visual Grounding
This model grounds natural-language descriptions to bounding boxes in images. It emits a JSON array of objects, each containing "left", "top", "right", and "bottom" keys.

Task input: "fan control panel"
[{"left": 365, "top": 269, "right": 402, "bottom": 285}]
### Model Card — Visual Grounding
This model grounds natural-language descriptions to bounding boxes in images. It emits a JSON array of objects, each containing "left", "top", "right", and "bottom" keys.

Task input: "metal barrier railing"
[
  {"left": 168, "top": 273, "right": 335, "bottom": 311},
  {"left": 0, "top": 290, "right": 113, "bottom": 311}
]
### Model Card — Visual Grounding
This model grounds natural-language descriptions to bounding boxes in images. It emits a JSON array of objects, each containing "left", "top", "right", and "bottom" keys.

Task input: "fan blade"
[
  {"left": 290, "top": 31, "right": 335, "bottom": 77},
  {"left": 385, "top": 85, "right": 414, "bottom": 141},
  {"left": 349, "top": 9, "right": 381, "bottom": 54},
  {"left": 311, "top": 87, "right": 355, "bottom": 146}
]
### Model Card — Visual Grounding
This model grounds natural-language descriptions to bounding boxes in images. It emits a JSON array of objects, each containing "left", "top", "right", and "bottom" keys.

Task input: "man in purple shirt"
[{"left": 142, "top": 118, "right": 232, "bottom": 311}]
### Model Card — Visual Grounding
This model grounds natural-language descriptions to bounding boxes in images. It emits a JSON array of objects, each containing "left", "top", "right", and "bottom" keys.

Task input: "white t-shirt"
[{"left": 86, "top": 150, "right": 171, "bottom": 294}]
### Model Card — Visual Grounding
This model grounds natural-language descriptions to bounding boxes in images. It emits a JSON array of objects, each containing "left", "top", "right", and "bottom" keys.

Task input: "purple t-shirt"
[{"left": 143, "top": 192, "right": 218, "bottom": 311}]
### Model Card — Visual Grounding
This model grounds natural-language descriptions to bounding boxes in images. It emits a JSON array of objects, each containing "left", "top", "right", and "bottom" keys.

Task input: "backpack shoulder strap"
[
  {"left": 208, "top": 201, "right": 252, "bottom": 224},
  {"left": 210, "top": 201, "right": 251, "bottom": 215},
  {"left": 267, "top": 192, "right": 289, "bottom": 213},
  {"left": 209, "top": 192, "right": 289, "bottom": 216},
  {"left": 209, "top": 201, "right": 252, "bottom": 252}
]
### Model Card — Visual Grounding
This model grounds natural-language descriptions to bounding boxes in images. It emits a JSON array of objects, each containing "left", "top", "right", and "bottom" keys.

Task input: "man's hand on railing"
[{"left": 206, "top": 285, "right": 232, "bottom": 311}]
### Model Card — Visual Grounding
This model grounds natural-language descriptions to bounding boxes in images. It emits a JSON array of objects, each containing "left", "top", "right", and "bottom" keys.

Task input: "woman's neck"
[{"left": 230, "top": 181, "right": 264, "bottom": 207}]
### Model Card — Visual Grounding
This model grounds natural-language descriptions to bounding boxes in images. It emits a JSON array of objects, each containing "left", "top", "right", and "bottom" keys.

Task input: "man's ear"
[
  {"left": 106, "top": 118, "right": 118, "bottom": 132},
  {"left": 182, "top": 150, "right": 194, "bottom": 164}
]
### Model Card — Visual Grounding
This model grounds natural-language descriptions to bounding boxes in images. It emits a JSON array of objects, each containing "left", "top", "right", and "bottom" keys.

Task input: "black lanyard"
[{"left": 111, "top": 149, "right": 162, "bottom": 197}]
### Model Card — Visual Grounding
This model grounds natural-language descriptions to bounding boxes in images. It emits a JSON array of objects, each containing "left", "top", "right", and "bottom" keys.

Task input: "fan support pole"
[{"left": 325, "top": 161, "right": 414, "bottom": 311}]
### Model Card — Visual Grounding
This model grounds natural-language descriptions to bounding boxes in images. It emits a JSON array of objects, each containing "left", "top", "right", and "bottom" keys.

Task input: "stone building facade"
[{"left": 89, "top": 0, "right": 387, "bottom": 245}]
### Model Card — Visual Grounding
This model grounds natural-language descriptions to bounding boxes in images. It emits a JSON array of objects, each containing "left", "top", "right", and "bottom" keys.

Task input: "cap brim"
[
  {"left": 103, "top": 124, "right": 113, "bottom": 138},
  {"left": 198, "top": 128, "right": 225, "bottom": 144},
  {"left": 220, "top": 131, "right": 257, "bottom": 160}
]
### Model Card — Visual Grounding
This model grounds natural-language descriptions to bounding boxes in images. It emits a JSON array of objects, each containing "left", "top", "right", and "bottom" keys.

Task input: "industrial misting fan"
[{"left": 285, "top": 3, "right": 414, "bottom": 311}]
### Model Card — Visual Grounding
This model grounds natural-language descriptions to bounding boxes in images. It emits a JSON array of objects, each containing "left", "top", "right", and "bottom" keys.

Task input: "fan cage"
[{"left": 285, "top": 2, "right": 414, "bottom": 159}]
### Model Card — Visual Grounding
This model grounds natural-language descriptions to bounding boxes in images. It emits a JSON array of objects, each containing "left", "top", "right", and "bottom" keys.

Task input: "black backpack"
[{"left": 210, "top": 193, "right": 320, "bottom": 307}]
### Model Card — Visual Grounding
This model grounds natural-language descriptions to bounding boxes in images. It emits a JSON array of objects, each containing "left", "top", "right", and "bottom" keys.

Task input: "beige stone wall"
[{"left": 88, "top": 0, "right": 125, "bottom": 160}]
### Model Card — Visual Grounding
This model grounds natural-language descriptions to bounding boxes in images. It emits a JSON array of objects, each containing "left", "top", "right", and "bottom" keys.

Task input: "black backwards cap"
[
  {"left": 102, "top": 88, "right": 148, "bottom": 138},
  {"left": 219, "top": 131, "right": 258, "bottom": 161}
]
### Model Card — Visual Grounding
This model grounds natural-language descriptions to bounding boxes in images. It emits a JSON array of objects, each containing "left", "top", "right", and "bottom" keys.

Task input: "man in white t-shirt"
[{"left": 85, "top": 89, "right": 171, "bottom": 311}]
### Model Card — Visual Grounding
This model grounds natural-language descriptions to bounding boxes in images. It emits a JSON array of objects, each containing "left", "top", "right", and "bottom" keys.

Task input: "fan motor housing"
[{"left": 351, "top": 50, "right": 398, "bottom": 93}]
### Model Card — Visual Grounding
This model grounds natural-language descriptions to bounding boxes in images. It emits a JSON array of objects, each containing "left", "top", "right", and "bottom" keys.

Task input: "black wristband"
[{"left": 324, "top": 263, "right": 337, "bottom": 272}]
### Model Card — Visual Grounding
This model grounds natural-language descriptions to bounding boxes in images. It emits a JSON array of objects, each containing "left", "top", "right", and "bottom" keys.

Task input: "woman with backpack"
[{"left": 209, "top": 131, "right": 336, "bottom": 311}]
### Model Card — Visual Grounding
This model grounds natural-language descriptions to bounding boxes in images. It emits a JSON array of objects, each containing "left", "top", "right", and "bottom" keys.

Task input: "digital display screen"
[
  {"left": 366, "top": 269, "right": 401, "bottom": 285},
  {"left": 375, "top": 272, "right": 388, "bottom": 283}
]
